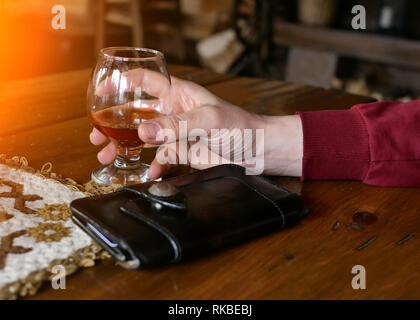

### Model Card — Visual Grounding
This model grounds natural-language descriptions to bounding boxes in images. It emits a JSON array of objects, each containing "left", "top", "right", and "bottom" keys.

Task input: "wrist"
[{"left": 262, "top": 115, "right": 303, "bottom": 176}]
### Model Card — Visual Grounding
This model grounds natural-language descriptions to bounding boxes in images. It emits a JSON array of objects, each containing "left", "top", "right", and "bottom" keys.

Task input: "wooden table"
[{"left": 1, "top": 65, "right": 418, "bottom": 299}]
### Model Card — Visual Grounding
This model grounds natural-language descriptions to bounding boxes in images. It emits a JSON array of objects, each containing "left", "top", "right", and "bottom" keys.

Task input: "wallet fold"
[{"left": 71, "top": 165, "right": 308, "bottom": 269}]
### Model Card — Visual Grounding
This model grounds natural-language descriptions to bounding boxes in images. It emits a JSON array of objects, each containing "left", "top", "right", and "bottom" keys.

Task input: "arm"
[
  {"left": 297, "top": 100, "right": 420, "bottom": 187},
  {"left": 89, "top": 70, "right": 420, "bottom": 187}
]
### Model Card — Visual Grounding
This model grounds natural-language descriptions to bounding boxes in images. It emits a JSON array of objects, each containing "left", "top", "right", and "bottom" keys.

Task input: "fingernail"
[
  {"left": 140, "top": 122, "right": 161, "bottom": 140},
  {"left": 90, "top": 129, "right": 98, "bottom": 139},
  {"left": 97, "top": 150, "right": 105, "bottom": 162},
  {"left": 146, "top": 170, "right": 154, "bottom": 180}
]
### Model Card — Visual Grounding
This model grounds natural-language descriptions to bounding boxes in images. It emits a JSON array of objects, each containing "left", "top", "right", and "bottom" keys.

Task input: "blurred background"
[{"left": 2, "top": 0, "right": 420, "bottom": 101}]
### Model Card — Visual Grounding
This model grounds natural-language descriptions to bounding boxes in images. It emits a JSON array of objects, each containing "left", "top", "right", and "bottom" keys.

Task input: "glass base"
[{"left": 91, "top": 162, "right": 153, "bottom": 186}]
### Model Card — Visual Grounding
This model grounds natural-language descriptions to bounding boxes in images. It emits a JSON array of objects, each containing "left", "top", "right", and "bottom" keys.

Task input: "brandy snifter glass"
[{"left": 87, "top": 47, "right": 171, "bottom": 186}]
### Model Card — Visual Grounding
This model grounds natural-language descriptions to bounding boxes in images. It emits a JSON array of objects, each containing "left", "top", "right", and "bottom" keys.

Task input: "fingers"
[
  {"left": 148, "top": 159, "right": 173, "bottom": 180},
  {"left": 96, "top": 68, "right": 171, "bottom": 98},
  {"left": 138, "top": 105, "right": 222, "bottom": 145},
  {"left": 97, "top": 142, "right": 117, "bottom": 164},
  {"left": 90, "top": 128, "right": 115, "bottom": 165},
  {"left": 90, "top": 128, "right": 108, "bottom": 145},
  {"left": 148, "top": 141, "right": 218, "bottom": 179},
  {"left": 147, "top": 143, "right": 179, "bottom": 179}
]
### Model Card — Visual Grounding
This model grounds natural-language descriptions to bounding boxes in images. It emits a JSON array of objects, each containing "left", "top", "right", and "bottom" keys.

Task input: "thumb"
[{"left": 138, "top": 106, "right": 222, "bottom": 144}]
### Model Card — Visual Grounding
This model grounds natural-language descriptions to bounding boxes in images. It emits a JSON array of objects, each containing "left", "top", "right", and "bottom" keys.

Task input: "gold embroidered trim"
[
  {"left": 27, "top": 222, "right": 71, "bottom": 243},
  {"left": 0, "top": 243, "right": 111, "bottom": 299},
  {"left": 0, "top": 154, "right": 121, "bottom": 196},
  {"left": 35, "top": 204, "right": 71, "bottom": 222},
  {"left": 0, "top": 179, "right": 43, "bottom": 215},
  {"left": 0, "top": 211, "right": 13, "bottom": 222},
  {"left": 0, "top": 230, "right": 32, "bottom": 270}
]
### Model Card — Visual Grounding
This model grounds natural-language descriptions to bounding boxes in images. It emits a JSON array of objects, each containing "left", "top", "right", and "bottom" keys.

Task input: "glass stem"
[{"left": 114, "top": 145, "right": 142, "bottom": 170}]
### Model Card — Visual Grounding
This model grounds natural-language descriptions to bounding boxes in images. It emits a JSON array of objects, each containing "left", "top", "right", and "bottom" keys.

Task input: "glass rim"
[{"left": 99, "top": 47, "right": 165, "bottom": 62}]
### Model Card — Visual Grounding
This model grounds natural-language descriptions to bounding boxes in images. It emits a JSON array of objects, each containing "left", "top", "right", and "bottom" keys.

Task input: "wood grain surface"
[{"left": 1, "top": 65, "right": 418, "bottom": 299}]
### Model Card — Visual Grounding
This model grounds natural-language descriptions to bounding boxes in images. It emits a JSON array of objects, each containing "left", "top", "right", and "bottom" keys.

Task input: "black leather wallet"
[{"left": 70, "top": 165, "right": 308, "bottom": 269}]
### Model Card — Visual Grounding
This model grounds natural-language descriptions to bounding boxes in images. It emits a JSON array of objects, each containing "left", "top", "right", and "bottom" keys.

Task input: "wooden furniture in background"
[
  {"left": 274, "top": 20, "right": 420, "bottom": 87},
  {"left": 285, "top": 47, "right": 338, "bottom": 88},
  {"left": 297, "top": 0, "right": 337, "bottom": 27},
  {"left": 181, "top": 0, "right": 233, "bottom": 41},
  {"left": 1, "top": 66, "right": 419, "bottom": 299},
  {"left": 274, "top": 20, "right": 420, "bottom": 69},
  {"left": 94, "top": 0, "right": 186, "bottom": 61}
]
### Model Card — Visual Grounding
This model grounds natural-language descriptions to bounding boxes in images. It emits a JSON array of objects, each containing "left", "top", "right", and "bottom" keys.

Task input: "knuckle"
[
  {"left": 201, "top": 105, "right": 221, "bottom": 126},
  {"left": 166, "top": 114, "right": 181, "bottom": 133}
]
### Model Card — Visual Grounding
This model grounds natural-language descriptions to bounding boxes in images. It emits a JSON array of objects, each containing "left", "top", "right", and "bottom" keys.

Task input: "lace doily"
[{"left": 0, "top": 155, "right": 118, "bottom": 299}]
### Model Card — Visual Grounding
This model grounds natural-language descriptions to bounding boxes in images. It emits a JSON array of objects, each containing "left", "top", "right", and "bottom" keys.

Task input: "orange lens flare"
[{"left": 0, "top": 3, "right": 49, "bottom": 81}]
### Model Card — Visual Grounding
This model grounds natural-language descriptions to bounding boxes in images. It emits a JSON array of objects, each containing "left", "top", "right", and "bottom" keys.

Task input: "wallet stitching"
[
  {"left": 123, "top": 164, "right": 294, "bottom": 196},
  {"left": 180, "top": 176, "right": 286, "bottom": 227},
  {"left": 125, "top": 167, "right": 288, "bottom": 229},
  {"left": 222, "top": 176, "right": 286, "bottom": 228},
  {"left": 169, "top": 164, "right": 294, "bottom": 195},
  {"left": 182, "top": 165, "right": 292, "bottom": 193},
  {"left": 122, "top": 175, "right": 286, "bottom": 259},
  {"left": 72, "top": 165, "right": 304, "bottom": 267},
  {"left": 161, "top": 176, "right": 286, "bottom": 228}
]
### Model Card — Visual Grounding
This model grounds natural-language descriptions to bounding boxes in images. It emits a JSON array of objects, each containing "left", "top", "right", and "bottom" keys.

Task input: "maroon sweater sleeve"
[{"left": 296, "top": 100, "right": 420, "bottom": 187}]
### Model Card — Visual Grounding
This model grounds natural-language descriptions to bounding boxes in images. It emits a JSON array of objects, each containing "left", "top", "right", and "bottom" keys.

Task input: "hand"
[{"left": 90, "top": 69, "right": 303, "bottom": 179}]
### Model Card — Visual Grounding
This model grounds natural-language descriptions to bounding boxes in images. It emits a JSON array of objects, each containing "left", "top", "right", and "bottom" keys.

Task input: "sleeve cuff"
[{"left": 296, "top": 109, "right": 370, "bottom": 181}]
